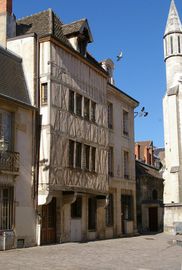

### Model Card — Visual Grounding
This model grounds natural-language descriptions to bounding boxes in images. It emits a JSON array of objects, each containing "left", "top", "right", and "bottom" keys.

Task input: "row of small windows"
[
  {"left": 165, "top": 35, "right": 181, "bottom": 55},
  {"left": 69, "top": 90, "right": 96, "bottom": 122},
  {"left": 69, "top": 140, "right": 96, "bottom": 172},
  {"left": 108, "top": 102, "right": 129, "bottom": 136}
]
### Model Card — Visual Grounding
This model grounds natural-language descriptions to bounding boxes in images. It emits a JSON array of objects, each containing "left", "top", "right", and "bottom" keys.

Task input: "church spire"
[{"left": 164, "top": 0, "right": 182, "bottom": 36}]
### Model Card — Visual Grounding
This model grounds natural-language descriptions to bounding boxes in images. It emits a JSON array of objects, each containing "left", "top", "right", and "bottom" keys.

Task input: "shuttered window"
[
  {"left": 123, "top": 110, "right": 129, "bottom": 136},
  {"left": 124, "top": 151, "right": 129, "bottom": 179}
]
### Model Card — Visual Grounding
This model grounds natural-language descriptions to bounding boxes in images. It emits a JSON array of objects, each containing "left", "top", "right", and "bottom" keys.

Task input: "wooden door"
[
  {"left": 41, "top": 198, "right": 56, "bottom": 245},
  {"left": 149, "top": 207, "right": 158, "bottom": 232}
]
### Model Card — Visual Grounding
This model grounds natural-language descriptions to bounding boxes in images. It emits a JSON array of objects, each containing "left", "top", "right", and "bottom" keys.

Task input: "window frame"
[{"left": 41, "top": 83, "right": 48, "bottom": 106}]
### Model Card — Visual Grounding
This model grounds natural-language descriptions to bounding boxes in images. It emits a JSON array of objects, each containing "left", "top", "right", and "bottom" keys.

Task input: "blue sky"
[{"left": 13, "top": 0, "right": 180, "bottom": 147}]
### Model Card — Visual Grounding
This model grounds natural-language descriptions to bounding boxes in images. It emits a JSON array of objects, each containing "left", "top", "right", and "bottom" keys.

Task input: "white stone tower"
[{"left": 163, "top": 0, "right": 182, "bottom": 234}]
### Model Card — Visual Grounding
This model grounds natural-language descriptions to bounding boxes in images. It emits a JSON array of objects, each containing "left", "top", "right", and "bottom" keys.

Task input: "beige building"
[
  {"left": 163, "top": 0, "right": 182, "bottom": 234},
  {"left": 105, "top": 59, "right": 139, "bottom": 236},
  {"left": 3, "top": 0, "right": 139, "bottom": 244},
  {"left": 0, "top": 46, "right": 38, "bottom": 249}
]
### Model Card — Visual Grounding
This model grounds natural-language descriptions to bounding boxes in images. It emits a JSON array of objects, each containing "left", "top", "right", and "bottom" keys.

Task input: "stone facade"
[{"left": 163, "top": 0, "right": 182, "bottom": 234}]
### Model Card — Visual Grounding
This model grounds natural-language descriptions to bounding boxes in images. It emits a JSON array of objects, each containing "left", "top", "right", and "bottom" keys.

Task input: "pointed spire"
[{"left": 165, "top": 0, "right": 182, "bottom": 35}]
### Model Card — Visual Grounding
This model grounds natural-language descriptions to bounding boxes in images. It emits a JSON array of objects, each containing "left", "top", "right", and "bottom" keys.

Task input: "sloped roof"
[
  {"left": 16, "top": 9, "right": 71, "bottom": 47},
  {"left": 136, "top": 160, "right": 163, "bottom": 180},
  {"left": 0, "top": 46, "right": 31, "bottom": 105},
  {"left": 62, "top": 19, "right": 87, "bottom": 36}
]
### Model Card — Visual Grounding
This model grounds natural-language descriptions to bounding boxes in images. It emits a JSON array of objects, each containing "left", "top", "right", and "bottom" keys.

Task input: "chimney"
[
  {"left": 0, "top": 0, "right": 12, "bottom": 14},
  {"left": 0, "top": 0, "right": 16, "bottom": 47},
  {"left": 135, "top": 144, "right": 140, "bottom": 160}
]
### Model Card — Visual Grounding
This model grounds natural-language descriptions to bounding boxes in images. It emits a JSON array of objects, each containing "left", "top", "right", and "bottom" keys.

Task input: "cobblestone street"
[{"left": 0, "top": 233, "right": 182, "bottom": 270}]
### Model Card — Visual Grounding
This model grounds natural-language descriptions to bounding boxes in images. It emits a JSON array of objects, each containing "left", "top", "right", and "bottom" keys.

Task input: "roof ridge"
[
  {"left": 63, "top": 18, "right": 87, "bottom": 27},
  {"left": 17, "top": 8, "right": 52, "bottom": 21}
]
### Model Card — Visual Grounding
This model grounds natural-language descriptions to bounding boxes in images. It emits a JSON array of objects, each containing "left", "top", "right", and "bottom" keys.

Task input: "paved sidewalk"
[{"left": 0, "top": 233, "right": 182, "bottom": 270}]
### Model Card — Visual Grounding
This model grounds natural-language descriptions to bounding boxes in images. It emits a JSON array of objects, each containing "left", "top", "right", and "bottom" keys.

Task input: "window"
[
  {"left": 76, "top": 142, "right": 82, "bottom": 168},
  {"left": 124, "top": 151, "right": 129, "bottom": 179},
  {"left": 106, "top": 194, "right": 114, "bottom": 226},
  {"left": 0, "top": 110, "right": 12, "bottom": 151},
  {"left": 108, "top": 102, "right": 113, "bottom": 129},
  {"left": 68, "top": 141, "right": 96, "bottom": 172},
  {"left": 71, "top": 198, "right": 82, "bottom": 218},
  {"left": 170, "top": 36, "right": 173, "bottom": 54},
  {"left": 84, "top": 97, "right": 90, "bottom": 120},
  {"left": 91, "top": 147, "right": 96, "bottom": 172},
  {"left": 91, "top": 101, "right": 96, "bottom": 122},
  {"left": 165, "top": 38, "right": 168, "bottom": 56},
  {"left": 76, "top": 94, "right": 82, "bottom": 116},
  {"left": 108, "top": 147, "right": 113, "bottom": 176},
  {"left": 121, "top": 195, "right": 133, "bottom": 220},
  {"left": 152, "top": 189, "right": 158, "bottom": 200},
  {"left": 123, "top": 110, "right": 129, "bottom": 136},
  {"left": 178, "top": 36, "right": 181, "bottom": 54},
  {"left": 69, "top": 90, "right": 75, "bottom": 113},
  {"left": 69, "top": 140, "right": 75, "bottom": 167},
  {"left": 84, "top": 145, "right": 90, "bottom": 170},
  {"left": 0, "top": 187, "right": 14, "bottom": 230},
  {"left": 41, "top": 83, "right": 48, "bottom": 105},
  {"left": 88, "top": 197, "right": 97, "bottom": 230}
]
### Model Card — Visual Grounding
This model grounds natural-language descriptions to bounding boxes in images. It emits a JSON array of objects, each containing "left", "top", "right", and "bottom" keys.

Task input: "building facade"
[
  {"left": 0, "top": 46, "right": 37, "bottom": 249},
  {"left": 163, "top": 0, "right": 182, "bottom": 234},
  {"left": 3, "top": 0, "right": 139, "bottom": 244},
  {"left": 135, "top": 141, "right": 164, "bottom": 233},
  {"left": 107, "top": 80, "right": 138, "bottom": 237}
]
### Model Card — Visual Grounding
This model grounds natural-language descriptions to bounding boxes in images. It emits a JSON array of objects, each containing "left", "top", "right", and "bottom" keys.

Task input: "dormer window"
[{"left": 78, "top": 29, "right": 89, "bottom": 56}]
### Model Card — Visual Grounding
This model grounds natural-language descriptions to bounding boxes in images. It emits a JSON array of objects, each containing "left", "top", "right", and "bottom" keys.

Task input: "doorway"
[
  {"left": 148, "top": 207, "right": 158, "bottom": 232},
  {"left": 41, "top": 198, "right": 56, "bottom": 245}
]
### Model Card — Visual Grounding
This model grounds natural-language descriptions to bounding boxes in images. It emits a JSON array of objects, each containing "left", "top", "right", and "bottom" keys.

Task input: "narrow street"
[{"left": 1, "top": 233, "right": 182, "bottom": 270}]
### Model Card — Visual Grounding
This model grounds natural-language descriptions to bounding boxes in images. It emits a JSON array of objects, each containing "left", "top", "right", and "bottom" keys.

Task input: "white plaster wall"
[
  {"left": 7, "top": 36, "right": 37, "bottom": 106},
  {"left": 15, "top": 107, "right": 36, "bottom": 246}
]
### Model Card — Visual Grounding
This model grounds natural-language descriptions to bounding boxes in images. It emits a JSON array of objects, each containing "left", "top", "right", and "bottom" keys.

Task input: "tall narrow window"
[
  {"left": 84, "top": 145, "right": 90, "bottom": 170},
  {"left": 91, "top": 101, "right": 96, "bottom": 122},
  {"left": 41, "top": 83, "right": 48, "bottom": 105},
  {"left": 178, "top": 36, "right": 181, "bottom": 54},
  {"left": 76, "top": 94, "right": 82, "bottom": 116},
  {"left": 88, "top": 197, "right": 97, "bottom": 230},
  {"left": 69, "top": 90, "right": 74, "bottom": 113},
  {"left": 91, "top": 147, "right": 96, "bottom": 172},
  {"left": 123, "top": 110, "right": 129, "bottom": 136},
  {"left": 84, "top": 97, "right": 90, "bottom": 120},
  {"left": 76, "top": 142, "right": 82, "bottom": 168},
  {"left": 108, "top": 102, "right": 113, "bottom": 129},
  {"left": 124, "top": 151, "right": 129, "bottom": 179},
  {"left": 69, "top": 140, "right": 75, "bottom": 167},
  {"left": 108, "top": 147, "right": 113, "bottom": 176},
  {"left": 0, "top": 110, "right": 12, "bottom": 151},
  {"left": 170, "top": 36, "right": 173, "bottom": 54},
  {"left": 0, "top": 187, "right": 14, "bottom": 230},
  {"left": 121, "top": 195, "right": 133, "bottom": 220},
  {"left": 106, "top": 194, "right": 114, "bottom": 226}
]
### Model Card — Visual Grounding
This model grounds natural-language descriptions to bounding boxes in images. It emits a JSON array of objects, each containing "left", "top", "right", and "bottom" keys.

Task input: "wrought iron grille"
[{"left": 0, "top": 151, "right": 20, "bottom": 173}]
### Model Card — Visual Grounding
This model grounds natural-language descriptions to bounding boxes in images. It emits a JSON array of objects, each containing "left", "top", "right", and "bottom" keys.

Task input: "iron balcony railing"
[{"left": 0, "top": 151, "right": 20, "bottom": 174}]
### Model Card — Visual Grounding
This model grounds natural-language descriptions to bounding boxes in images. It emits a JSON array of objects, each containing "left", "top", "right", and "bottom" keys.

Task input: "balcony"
[{"left": 0, "top": 151, "right": 20, "bottom": 174}]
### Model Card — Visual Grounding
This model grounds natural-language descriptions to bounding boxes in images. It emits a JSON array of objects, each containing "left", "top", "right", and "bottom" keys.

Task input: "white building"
[{"left": 163, "top": 0, "right": 182, "bottom": 234}]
